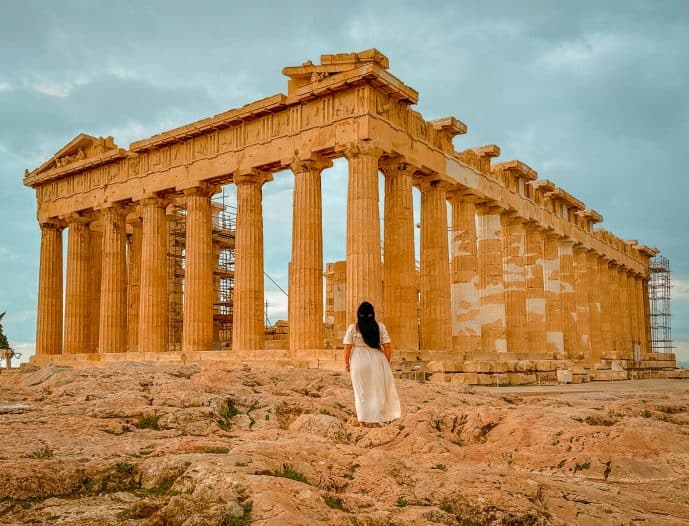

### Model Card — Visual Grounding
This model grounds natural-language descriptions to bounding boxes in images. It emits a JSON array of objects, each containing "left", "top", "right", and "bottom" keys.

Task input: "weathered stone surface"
[
  {"left": 25, "top": 49, "right": 667, "bottom": 381},
  {"left": 3, "top": 363, "right": 689, "bottom": 524}
]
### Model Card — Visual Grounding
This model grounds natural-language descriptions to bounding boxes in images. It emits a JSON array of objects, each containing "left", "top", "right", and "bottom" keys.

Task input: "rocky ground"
[{"left": 0, "top": 363, "right": 688, "bottom": 525}]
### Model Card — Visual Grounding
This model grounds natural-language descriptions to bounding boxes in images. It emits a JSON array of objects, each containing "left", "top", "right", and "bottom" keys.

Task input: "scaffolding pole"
[
  {"left": 648, "top": 255, "right": 672, "bottom": 354},
  {"left": 166, "top": 189, "right": 236, "bottom": 351}
]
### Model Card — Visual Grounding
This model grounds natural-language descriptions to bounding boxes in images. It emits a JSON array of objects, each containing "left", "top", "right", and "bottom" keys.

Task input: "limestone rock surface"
[{"left": 1, "top": 363, "right": 688, "bottom": 525}]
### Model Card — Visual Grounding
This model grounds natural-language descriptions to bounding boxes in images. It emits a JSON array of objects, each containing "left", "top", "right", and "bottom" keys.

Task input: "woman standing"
[{"left": 343, "top": 301, "right": 401, "bottom": 427}]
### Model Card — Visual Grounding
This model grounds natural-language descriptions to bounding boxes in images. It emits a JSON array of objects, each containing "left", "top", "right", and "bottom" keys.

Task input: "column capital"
[
  {"left": 290, "top": 155, "right": 332, "bottom": 174},
  {"left": 572, "top": 243, "right": 588, "bottom": 255},
  {"left": 446, "top": 187, "right": 482, "bottom": 203},
  {"left": 475, "top": 200, "right": 509, "bottom": 215},
  {"left": 501, "top": 213, "right": 527, "bottom": 226},
  {"left": 63, "top": 212, "right": 92, "bottom": 226},
  {"left": 379, "top": 156, "right": 417, "bottom": 177},
  {"left": 343, "top": 141, "right": 384, "bottom": 161},
  {"left": 234, "top": 169, "right": 273, "bottom": 187},
  {"left": 99, "top": 202, "right": 129, "bottom": 219},
  {"left": 415, "top": 176, "right": 451, "bottom": 193},
  {"left": 522, "top": 219, "right": 545, "bottom": 232},
  {"left": 39, "top": 219, "right": 66, "bottom": 231},
  {"left": 585, "top": 248, "right": 601, "bottom": 260},
  {"left": 139, "top": 195, "right": 169, "bottom": 209},
  {"left": 183, "top": 183, "right": 221, "bottom": 199}
]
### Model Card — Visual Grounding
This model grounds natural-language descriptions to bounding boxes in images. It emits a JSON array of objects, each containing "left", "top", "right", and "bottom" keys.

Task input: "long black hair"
[{"left": 356, "top": 301, "right": 380, "bottom": 349}]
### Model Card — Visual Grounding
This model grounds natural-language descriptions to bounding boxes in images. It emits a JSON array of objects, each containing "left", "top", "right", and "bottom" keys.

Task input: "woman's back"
[{"left": 344, "top": 322, "right": 391, "bottom": 349}]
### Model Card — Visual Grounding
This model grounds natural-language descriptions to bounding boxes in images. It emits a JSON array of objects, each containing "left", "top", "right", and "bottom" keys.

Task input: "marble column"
[
  {"left": 598, "top": 258, "right": 615, "bottom": 358},
  {"left": 35, "top": 221, "right": 64, "bottom": 355},
  {"left": 628, "top": 272, "right": 641, "bottom": 358},
  {"left": 99, "top": 205, "right": 128, "bottom": 353},
  {"left": 609, "top": 262, "right": 623, "bottom": 358},
  {"left": 449, "top": 192, "right": 481, "bottom": 352},
  {"left": 476, "top": 203, "right": 507, "bottom": 353},
  {"left": 64, "top": 216, "right": 92, "bottom": 354},
  {"left": 637, "top": 276, "right": 649, "bottom": 354},
  {"left": 127, "top": 218, "right": 143, "bottom": 350},
  {"left": 344, "top": 143, "right": 383, "bottom": 323},
  {"left": 418, "top": 178, "right": 452, "bottom": 351},
  {"left": 586, "top": 251, "right": 602, "bottom": 365},
  {"left": 138, "top": 197, "right": 169, "bottom": 353},
  {"left": 573, "top": 246, "right": 591, "bottom": 363},
  {"left": 544, "top": 234, "right": 564, "bottom": 356},
  {"left": 619, "top": 267, "right": 633, "bottom": 358},
  {"left": 183, "top": 185, "right": 217, "bottom": 352},
  {"left": 233, "top": 171, "right": 271, "bottom": 351},
  {"left": 381, "top": 159, "right": 418, "bottom": 351},
  {"left": 559, "top": 240, "right": 577, "bottom": 359},
  {"left": 642, "top": 276, "right": 652, "bottom": 353},
  {"left": 524, "top": 224, "right": 547, "bottom": 355},
  {"left": 502, "top": 216, "right": 528, "bottom": 354},
  {"left": 289, "top": 158, "right": 330, "bottom": 351},
  {"left": 88, "top": 229, "right": 102, "bottom": 352}
]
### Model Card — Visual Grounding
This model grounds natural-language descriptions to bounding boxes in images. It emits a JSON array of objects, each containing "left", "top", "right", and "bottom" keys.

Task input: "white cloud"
[
  {"left": 7, "top": 341, "right": 34, "bottom": 364},
  {"left": 264, "top": 290, "right": 288, "bottom": 324},
  {"left": 32, "top": 81, "right": 71, "bottom": 97},
  {"left": 538, "top": 32, "right": 629, "bottom": 72},
  {"left": 0, "top": 246, "right": 19, "bottom": 262},
  {"left": 0, "top": 81, "right": 11, "bottom": 92},
  {"left": 674, "top": 338, "right": 689, "bottom": 364},
  {"left": 673, "top": 276, "right": 689, "bottom": 302}
]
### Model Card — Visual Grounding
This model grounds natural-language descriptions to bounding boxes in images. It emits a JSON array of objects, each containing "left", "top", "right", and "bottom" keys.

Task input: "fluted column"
[
  {"left": 127, "top": 217, "right": 142, "bottom": 350},
  {"left": 619, "top": 267, "right": 633, "bottom": 358},
  {"left": 418, "top": 178, "right": 452, "bottom": 351},
  {"left": 502, "top": 216, "right": 528, "bottom": 354},
  {"left": 233, "top": 171, "right": 271, "bottom": 351},
  {"left": 138, "top": 197, "right": 169, "bottom": 353},
  {"left": 449, "top": 192, "right": 481, "bottom": 352},
  {"left": 64, "top": 216, "right": 92, "bottom": 354},
  {"left": 618, "top": 266, "right": 634, "bottom": 358},
  {"left": 477, "top": 203, "right": 507, "bottom": 353},
  {"left": 637, "top": 276, "right": 649, "bottom": 354},
  {"left": 642, "top": 277, "right": 652, "bottom": 353},
  {"left": 99, "top": 205, "right": 128, "bottom": 353},
  {"left": 598, "top": 258, "right": 615, "bottom": 358},
  {"left": 88, "top": 229, "right": 102, "bottom": 351},
  {"left": 559, "top": 240, "right": 577, "bottom": 359},
  {"left": 35, "top": 221, "right": 64, "bottom": 355},
  {"left": 573, "top": 246, "right": 591, "bottom": 363},
  {"left": 381, "top": 159, "right": 418, "bottom": 351},
  {"left": 628, "top": 272, "right": 641, "bottom": 358},
  {"left": 344, "top": 143, "right": 383, "bottom": 323},
  {"left": 609, "top": 262, "right": 623, "bottom": 358},
  {"left": 183, "top": 184, "right": 217, "bottom": 352},
  {"left": 586, "top": 251, "right": 602, "bottom": 365},
  {"left": 289, "top": 157, "right": 330, "bottom": 351},
  {"left": 544, "top": 234, "right": 564, "bottom": 356},
  {"left": 524, "top": 224, "right": 547, "bottom": 354}
]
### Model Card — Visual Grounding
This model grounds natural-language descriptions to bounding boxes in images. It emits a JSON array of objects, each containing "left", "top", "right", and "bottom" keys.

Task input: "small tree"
[{"left": 0, "top": 312, "right": 9, "bottom": 349}]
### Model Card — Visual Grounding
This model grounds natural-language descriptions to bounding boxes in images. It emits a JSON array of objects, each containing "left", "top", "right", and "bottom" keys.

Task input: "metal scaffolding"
[
  {"left": 649, "top": 255, "right": 672, "bottom": 353},
  {"left": 212, "top": 192, "right": 235, "bottom": 348},
  {"left": 166, "top": 190, "right": 236, "bottom": 351}
]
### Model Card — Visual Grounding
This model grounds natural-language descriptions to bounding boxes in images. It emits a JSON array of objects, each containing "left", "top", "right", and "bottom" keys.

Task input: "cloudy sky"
[{"left": 1, "top": 0, "right": 687, "bottom": 362}]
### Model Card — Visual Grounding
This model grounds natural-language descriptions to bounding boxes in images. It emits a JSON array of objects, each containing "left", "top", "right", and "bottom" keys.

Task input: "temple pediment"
[
  {"left": 37, "top": 134, "right": 118, "bottom": 173},
  {"left": 25, "top": 133, "right": 126, "bottom": 187},
  {"left": 283, "top": 49, "right": 390, "bottom": 85}
]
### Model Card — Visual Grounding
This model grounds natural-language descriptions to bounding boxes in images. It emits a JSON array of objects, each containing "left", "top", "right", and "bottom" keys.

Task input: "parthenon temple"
[{"left": 24, "top": 49, "right": 680, "bottom": 384}]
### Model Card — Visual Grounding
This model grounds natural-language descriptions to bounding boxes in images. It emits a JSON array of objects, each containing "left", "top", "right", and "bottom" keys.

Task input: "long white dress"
[{"left": 344, "top": 323, "right": 401, "bottom": 423}]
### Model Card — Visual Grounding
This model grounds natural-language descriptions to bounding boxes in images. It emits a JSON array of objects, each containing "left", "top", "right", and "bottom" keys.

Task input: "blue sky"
[{"left": 1, "top": 0, "right": 687, "bottom": 361}]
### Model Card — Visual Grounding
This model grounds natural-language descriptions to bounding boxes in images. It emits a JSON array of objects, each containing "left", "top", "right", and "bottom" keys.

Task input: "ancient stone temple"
[{"left": 24, "top": 49, "right": 679, "bottom": 383}]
